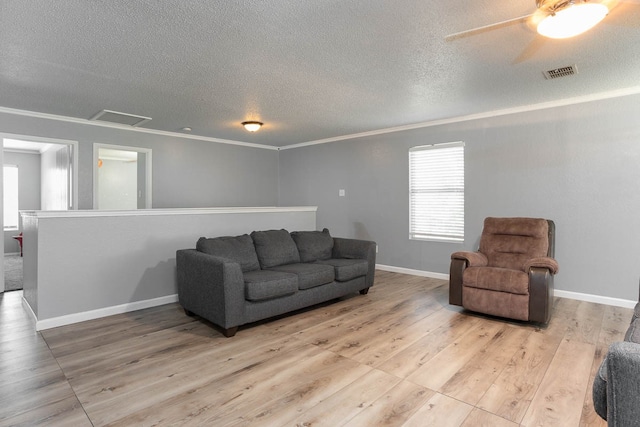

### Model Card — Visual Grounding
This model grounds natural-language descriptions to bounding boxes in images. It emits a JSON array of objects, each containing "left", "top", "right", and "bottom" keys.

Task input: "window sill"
[{"left": 410, "top": 236, "right": 464, "bottom": 244}]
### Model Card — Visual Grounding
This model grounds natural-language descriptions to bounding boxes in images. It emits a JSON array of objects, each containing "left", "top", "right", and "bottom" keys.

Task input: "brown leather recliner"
[{"left": 449, "top": 217, "right": 558, "bottom": 323}]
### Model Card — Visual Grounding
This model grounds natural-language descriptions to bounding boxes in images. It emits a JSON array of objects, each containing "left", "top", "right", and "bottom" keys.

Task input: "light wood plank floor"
[{"left": 0, "top": 271, "right": 634, "bottom": 426}]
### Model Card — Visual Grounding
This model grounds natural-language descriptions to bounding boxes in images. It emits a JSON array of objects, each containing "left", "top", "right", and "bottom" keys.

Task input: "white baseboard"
[
  {"left": 376, "top": 265, "right": 637, "bottom": 309},
  {"left": 35, "top": 294, "right": 179, "bottom": 331},
  {"left": 376, "top": 264, "right": 449, "bottom": 280},
  {"left": 29, "top": 269, "right": 638, "bottom": 331},
  {"left": 4, "top": 252, "right": 20, "bottom": 256},
  {"left": 554, "top": 290, "right": 637, "bottom": 309}
]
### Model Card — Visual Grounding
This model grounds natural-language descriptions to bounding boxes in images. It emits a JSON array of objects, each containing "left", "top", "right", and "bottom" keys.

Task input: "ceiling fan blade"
[
  {"left": 512, "top": 36, "right": 547, "bottom": 64},
  {"left": 445, "top": 14, "right": 534, "bottom": 41},
  {"left": 604, "top": 0, "right": 640, "bottom": 27}
]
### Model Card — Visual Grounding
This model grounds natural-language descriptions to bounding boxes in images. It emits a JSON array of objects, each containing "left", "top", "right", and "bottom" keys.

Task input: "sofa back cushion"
[
  {"left": 250, "top": 229, "right": 301, "bottom": 268},
  {"left": 196, "top": 234, "right": 260, "bottom": 273},
  {"left": 290, "top": 228, "right": 333, "bottom": 262},
  {"left": 479, "top": 217, "right": 550, "bottom": 271}
]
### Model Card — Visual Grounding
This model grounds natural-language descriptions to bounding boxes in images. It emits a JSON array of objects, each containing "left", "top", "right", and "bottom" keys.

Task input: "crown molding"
[
  {"left": 0, "top": 106, "right": 278, "bottom": 151},
  {"left": 279, "top": 85, "right": 640, "bottom": 150},
  {"left": 3, "top": 85, "right": 640, "bottom": 152}
]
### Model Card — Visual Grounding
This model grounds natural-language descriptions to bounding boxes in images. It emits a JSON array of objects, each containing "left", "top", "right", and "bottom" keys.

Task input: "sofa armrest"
[
  {"left": 451, "top": 251, "right": 488, "bottom": 267},
  {"left": 176, "top": 249, "right": 245, "bottom": 330},
  {"left": 604, "top": 341, "right": 640, "bottom": 425},
  {"left": 523, "top": 256, "right": 559, "bottom": 274},
  {"left": 332, "top": 237, "right": 377, "bottom": 288}
]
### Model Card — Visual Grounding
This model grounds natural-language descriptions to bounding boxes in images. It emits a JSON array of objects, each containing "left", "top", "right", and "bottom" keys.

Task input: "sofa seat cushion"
[
  {"left": 463, "top": 266, "right": 529, "bottom": 295},
  {"left": 251, "top": 229, "right": 301, "bottom": 268},
  {"left": 196, "top": 234, "right": 260, "bottom": 273},
  {"left": 268, "top": 263, "right": 335, "bottom": 290},
  {"left": 290, "top": 228, "right": 333, "bottom": 262},
  {"left": 315, "top": 258, "right": 368, "bottom": 282},
  {"left": 625, "top": 301, "right": 640, "bottom": 343},
  {"left": 243, "top": 270, "right": 298, "bottom": 301}
]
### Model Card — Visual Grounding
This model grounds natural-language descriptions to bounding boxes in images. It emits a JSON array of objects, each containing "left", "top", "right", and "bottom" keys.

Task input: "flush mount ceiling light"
[
  {"left": 536, "top": 0, "right": 609, "bottom": 39},
  {"left": 241, "top": 121, "right": 263, "bottom": 132}
]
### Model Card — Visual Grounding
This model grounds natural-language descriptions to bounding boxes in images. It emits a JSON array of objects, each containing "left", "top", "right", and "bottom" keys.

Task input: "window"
[
  {"left": 409, "top": 142, "right": 464, "bottom": 242},
  {"left": 3, "top": 165, "right": 19, "bottom": 230}
]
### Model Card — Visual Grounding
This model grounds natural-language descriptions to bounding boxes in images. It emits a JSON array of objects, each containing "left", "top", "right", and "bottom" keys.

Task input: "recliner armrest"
[
  {"left": 523, "top": 256, "right": 559, "bottom": 274},
  {"left": 451, "top": 251, "right": 488, "bottom": 267}
]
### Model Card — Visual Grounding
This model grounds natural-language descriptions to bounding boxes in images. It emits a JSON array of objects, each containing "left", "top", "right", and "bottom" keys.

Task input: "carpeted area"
[{"left": 4, "top": 255, "right": 23, "bottom": 291}]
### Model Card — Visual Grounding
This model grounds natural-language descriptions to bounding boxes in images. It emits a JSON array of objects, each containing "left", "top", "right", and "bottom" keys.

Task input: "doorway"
[
  {"left": 1, "top": 134, "right": 79, "bottom": 293},
  {"left": 93, "top": 144, "right": 152, "bottom": 210}
]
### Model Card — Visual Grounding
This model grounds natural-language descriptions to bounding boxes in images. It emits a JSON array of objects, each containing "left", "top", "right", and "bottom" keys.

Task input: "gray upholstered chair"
[
  {"left": 449, "top": 217, "right": 558, "bottom": 323},
  {"left": 593, "top": 286, "right": 640, "bottom": 426}
]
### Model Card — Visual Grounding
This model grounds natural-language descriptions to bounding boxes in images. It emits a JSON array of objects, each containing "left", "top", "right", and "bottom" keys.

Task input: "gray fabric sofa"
[
  {"left": 593, "top": 287, "right": 640, "bottom": 426},
  {"left": 176, "top": 228, "right": 376, "bottom": 337}
]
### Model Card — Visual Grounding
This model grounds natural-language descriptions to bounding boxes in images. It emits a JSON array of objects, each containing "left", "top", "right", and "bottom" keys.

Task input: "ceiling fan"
[{"left": 445, "top": 0, "right": 631, "bottom": 41}]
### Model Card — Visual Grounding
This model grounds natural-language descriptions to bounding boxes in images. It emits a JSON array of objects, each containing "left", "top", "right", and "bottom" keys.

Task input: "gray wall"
[
  {"left": 5, "top": 93, "right": 640, "bottom": 303},
  {"left": 3, "top": 150, "right": 41, "bottom": 253},
  {"left": 278, "top": 93, "right": 640, "bottom": 301},
  {"left": 0, "top": 112, "right": 279, "bottom": 209}
]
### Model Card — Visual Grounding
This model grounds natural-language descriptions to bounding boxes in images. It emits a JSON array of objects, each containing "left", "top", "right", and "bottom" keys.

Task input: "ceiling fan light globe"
[{"left": 537, "top": 3, "right": 608, "bottom": 39}]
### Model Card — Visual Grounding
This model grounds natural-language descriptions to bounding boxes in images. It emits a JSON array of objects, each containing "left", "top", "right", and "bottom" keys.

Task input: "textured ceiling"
[{"left": 1, "top": 0, "right": 639, "bottom": 147}]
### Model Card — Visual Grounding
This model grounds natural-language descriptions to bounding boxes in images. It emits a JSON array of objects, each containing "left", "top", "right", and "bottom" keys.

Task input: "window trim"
[{"left": 409, "top": 141, "right": 464, "bottom": 243}]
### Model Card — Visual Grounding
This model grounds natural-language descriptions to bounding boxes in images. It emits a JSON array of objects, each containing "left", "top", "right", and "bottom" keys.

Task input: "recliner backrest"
[{"left": 479, "top": 217, "right": 550, "bottom": 271}]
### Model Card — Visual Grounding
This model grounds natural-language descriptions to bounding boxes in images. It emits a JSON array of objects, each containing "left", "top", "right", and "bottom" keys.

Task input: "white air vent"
[
  {"left": 543, "top": 65, "right": 578, "bottom": 80},
  {"left": 89, "top": 110, "right": 152, "bottom": 127}
]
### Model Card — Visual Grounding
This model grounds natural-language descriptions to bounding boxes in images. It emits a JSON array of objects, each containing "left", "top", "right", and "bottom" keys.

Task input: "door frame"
[{"left": 1, "top": 133, "right": 79, "bottom": 293}]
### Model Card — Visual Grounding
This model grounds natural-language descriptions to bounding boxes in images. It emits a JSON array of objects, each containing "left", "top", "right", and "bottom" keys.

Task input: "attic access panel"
[{"left": 89, "top": 110, "right": 152, "bottom": 127}]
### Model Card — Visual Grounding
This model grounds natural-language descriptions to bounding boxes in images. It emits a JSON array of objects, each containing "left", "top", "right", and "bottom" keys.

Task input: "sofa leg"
[
  {"left": 359, "top": 288, "right": 370, "bottom": 295},
  {"left": 184, "top": 308, "right": 195, "bottom": 317},
  {"left": 222, "top": 326, "right": 239, "bottom": 338}
]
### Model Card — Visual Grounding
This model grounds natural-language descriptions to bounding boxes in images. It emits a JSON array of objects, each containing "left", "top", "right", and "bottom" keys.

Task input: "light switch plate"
[{"left": 339, "top": 189, "right": 346, "bottom": 197}]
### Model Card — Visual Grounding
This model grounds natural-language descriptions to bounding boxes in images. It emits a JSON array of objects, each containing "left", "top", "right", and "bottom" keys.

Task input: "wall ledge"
[{"left": 21, "top": 206, "right": 318, "bottom": 219}]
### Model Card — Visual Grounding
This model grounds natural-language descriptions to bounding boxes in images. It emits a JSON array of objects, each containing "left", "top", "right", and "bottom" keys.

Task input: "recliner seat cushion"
[
  {"left": 243, "top": 270, "right": 298, "bottom": 301},
  {"left": 268, "top": 263, "right": 335, "bottom": 290},
  {"left": 290, "top": 228, "right": 333, "bottom": 262},
  {"left": 196, "top": 234, "right": 259, "bottom": 273},
  {"left": 315, "top": 258, "right": 369, "bottom": 282},
  {"left": 250, "top": 229, "right": 301, "bottom": 269},
  {"left": 463, "top": 266, "right": 529, "bottom": 295}
]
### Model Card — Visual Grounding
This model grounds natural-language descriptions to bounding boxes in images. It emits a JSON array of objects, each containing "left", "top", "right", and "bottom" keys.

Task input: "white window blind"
[
  {"left": 3, "top": 165, "right": 19, "bottom": 230},
  {"left": 409, "top": 142, "right": 464, "bottom": 242}
]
